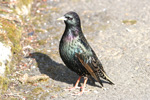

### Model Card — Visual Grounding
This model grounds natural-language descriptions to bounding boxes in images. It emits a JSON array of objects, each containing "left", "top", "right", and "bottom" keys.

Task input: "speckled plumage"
[{"left": 59, "top": 12, "right": 114, "bottom": 88}]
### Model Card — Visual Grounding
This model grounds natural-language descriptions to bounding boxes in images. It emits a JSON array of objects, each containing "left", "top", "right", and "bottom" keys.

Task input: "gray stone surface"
[
  {"left": 28, "top": 0, "right": 150, "bottom": 99},
  {"left": 2, "top": 0, "right": 150, "bottom": 99}
]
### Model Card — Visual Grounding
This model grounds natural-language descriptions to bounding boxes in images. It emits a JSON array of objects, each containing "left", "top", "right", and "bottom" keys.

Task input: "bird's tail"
[{"left": 100, "top": 70, "right": 114, "bottom": 85}]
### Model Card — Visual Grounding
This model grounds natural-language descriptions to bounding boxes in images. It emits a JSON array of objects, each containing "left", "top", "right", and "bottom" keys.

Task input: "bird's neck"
[{"left": 63, "top": 26, "right": 81, "bottom": 41}]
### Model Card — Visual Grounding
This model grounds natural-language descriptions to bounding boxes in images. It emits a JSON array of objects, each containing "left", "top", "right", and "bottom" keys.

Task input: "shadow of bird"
[{"left": 25, "top": 52, "right": 105, "bottom": 87}]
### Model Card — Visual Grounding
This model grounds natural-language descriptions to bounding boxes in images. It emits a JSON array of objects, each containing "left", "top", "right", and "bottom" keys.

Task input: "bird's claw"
[{"left": 71, "top": 89, "right": 91, "bottom": 96}]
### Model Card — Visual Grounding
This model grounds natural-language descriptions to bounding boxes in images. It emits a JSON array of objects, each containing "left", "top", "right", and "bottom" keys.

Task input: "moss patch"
[
  {"left": 37, "top": 39, "right": 47, "bottom": 45},
  {"left": 39, "top": 92, "right": 49, "bottom": 99},
  {"left": 0, "top": 17, "right": 22, "bottom": 93},
  {"left": 49, "top": 86, "right": 61, "bottom": 93},
  {"left": 0, "top": 76, "right": 9, "bottom": 93},
  {"left": 122, "top": 20, "right": 137, "bottom": 25},
  {"left": 32, "top": 87, "right": 44, "bottom": 95},
  {"left": 0, "top": 33, "right": 9, "bottom": 44},
  {"left": 0, "top": 18, "right": 22, "bottom": 54},
  {"left": 17, "top": 0, "right": 33, "bottom": 7}
]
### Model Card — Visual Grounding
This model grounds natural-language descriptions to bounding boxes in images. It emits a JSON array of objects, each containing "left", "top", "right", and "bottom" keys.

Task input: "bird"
[{"left": 57, "top": 11, "right": 114, "bottom": 95}]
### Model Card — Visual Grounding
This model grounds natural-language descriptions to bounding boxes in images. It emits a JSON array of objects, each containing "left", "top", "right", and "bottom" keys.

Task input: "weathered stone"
[{"left": 0, "top": 42, "right": 12, "bottom": 76}]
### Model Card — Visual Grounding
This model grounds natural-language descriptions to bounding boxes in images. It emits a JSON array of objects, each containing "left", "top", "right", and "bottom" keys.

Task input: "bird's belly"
[{"left": 60, "top": 44, "right": 89, "bottom": 76}]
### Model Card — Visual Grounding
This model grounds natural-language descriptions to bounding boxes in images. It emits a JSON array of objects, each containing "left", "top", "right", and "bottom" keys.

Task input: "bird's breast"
[{"left": 59, "top": 38, "right": 83, "bottom": 61}]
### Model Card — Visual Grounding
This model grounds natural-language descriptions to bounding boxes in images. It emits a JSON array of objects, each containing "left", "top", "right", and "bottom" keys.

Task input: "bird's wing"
[
  {"left": 75, "top": 52, "right": 104, "bottom": 86},
  {"left": 76, "top": 35, "right": 114, "bottom": 85},
  {"left": 76, "top": 50, "right": 114, "bottom": 86}
]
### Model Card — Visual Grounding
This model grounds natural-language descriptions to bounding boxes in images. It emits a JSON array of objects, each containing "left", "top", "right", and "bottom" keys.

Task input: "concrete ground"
[
  {"left": 2, "top": 0, "right": 150, "bottom": 99},
  {"left": 46, "top": 0, "right": 150, "bottom": 99}
]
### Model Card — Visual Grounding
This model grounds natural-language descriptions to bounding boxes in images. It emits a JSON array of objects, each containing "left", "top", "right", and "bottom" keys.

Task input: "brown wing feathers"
[{"left": 76, "top": 54, "right": 103, "bottom": 87}]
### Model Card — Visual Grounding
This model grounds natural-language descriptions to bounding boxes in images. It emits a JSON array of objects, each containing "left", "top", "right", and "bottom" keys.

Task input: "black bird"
[{"left": 58, "top": 12, "right": 114, "bottom": 95}]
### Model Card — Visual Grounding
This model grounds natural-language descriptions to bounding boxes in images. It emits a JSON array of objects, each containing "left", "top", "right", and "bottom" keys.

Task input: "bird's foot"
[
  {"left": 71, "top": 91, "right": 83, "bottom": 96},
  {"left": 71, "top": 89, "right": 90, "bottom": 96}
]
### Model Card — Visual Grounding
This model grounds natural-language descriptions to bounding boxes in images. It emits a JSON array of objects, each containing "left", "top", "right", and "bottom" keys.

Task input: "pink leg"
[
  {"left": 72, "top": 77, "right": 88, "bottom": 96},
  {"left": 65, "top": 76, "right": 82, "bottom": 91}
]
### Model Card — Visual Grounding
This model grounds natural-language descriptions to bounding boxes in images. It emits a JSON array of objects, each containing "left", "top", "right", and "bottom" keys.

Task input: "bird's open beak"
[{"left": 57, "top": 16, "right": 67, "bottom": 21}]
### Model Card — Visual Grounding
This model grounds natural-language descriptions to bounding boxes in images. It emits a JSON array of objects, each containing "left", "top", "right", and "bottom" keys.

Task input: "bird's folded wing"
[{"left": 76, "top": 53, "right": 99, "bottom": 81}]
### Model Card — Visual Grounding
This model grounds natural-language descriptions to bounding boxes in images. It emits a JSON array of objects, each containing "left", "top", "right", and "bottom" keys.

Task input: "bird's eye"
[{"left": 66, "top": 17, "right": 73, "bottom": 20}]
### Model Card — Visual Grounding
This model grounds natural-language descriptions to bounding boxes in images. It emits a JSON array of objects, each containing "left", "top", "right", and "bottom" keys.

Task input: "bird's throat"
[
  {"left": 65, "top": 33, "right": 76, "bottom": 41},
  {"left": 63, "top": 28, "right": 80, "bottom": 42}
]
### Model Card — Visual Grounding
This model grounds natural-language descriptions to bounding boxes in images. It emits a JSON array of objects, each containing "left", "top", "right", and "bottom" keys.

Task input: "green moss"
[
  {"left": 34, "top": 16, "right": 42, "bottom": 21},
  {"left": 39, "top": 4, "right": 47, "bottom": 8},
  {"left": 122, "top": 20, "right": 137, "bottom": 25},
  {"left": 53, "top": 36, "right": 60, "bottom": 40},
  {"left": 37, "top": 39, "right": 47, "bottom": 45},
  {"left": 0, "top": 18, "right": 23, "bottom": 76},
  {"left": 0, "top": 76, "right": 9, "bottom": 93},
  {"left": 0, "top": 18, "right": 22, "bottom": 54},
  {"left": 53, "top": 86, "right": 61, "bottom": 92},
  {"left": 40, "top": 92, "right": 49, "bottom": 99},
  {"left": 5, "top": 64, "right": 10, "bottom": 76},
  {"left": 32, "top": 87, "right": 44, "bottom": 95},
  {"left": 0, "top": 17, "right": 22, "bottom": 86},
  {"left": 3, "top": 97, "right": 18, "bottom": 100},
  {"left": 0, "top": 33, "right": 6, "bottom": 43},
  {"left": 35, "top": 29, "right": 45, "bottom": 33},
  {"left": 25, "top": 96, "right": 34, "bottom": 100},
  {"left": 46, "top": 27, "right": 54, "bottom": 32},
  {"left": 49, "top": 86, "right": 61, "bottom": 93}
]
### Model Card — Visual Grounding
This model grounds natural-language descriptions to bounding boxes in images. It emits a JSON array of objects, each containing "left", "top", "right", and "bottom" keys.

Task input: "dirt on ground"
[{"left": 1, "top": 0, "right": 150, "bottom": 100}]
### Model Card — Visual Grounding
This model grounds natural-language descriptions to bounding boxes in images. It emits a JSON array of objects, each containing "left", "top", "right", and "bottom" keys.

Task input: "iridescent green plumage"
[{"left": 59, "top": 12, "right": 114, "bottom": 94}]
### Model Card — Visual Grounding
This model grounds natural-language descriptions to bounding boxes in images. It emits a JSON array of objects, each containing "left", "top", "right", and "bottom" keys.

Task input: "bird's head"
[{"left": 57, "top": 11, "right": 81, "bottom": 27}]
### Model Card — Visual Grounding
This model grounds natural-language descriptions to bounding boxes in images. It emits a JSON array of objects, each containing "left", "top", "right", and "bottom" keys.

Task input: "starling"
[{"left": 58, "top": 11, "right": 114, "bottom": 95}]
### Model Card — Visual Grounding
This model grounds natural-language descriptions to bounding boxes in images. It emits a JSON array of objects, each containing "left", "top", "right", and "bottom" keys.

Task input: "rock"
[
  {"left": 19, "top": 73, "right": 29, "bottom": 84},
  {"left": 0, "top": 42, "right": 12, "bottom": 76},
  {"left": 19, "top": 74, "right": 49, "bottom": 84}
]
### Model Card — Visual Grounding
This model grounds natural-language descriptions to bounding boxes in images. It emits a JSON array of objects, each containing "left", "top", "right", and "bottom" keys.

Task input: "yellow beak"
[{"left": 57, "top": 16, "right": 67, "bottom": 21}]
